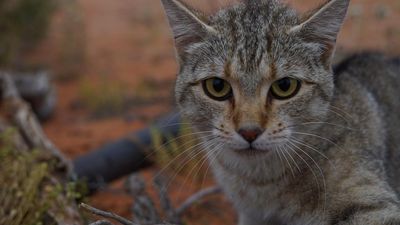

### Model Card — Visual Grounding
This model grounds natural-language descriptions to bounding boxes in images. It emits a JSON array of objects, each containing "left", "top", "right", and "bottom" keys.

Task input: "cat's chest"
[
  {"left": 228, "top": 182, "right": 325, "bottom": 224},
  {"left": 236, "top": 182, "right": 293, "bottom": 210},
  {"left": 215, "top": 167, "right": 326, "bottom": 224},
  {"left": 218, "top": 171, "right": 289, "bottom": 215}
]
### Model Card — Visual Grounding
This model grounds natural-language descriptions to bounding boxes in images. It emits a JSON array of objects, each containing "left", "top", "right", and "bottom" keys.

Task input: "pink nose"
[{"left": 238, "top": 127, "right": 263, "bottom": 143}]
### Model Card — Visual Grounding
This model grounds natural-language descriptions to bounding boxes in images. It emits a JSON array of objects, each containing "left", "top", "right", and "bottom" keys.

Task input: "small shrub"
[
  {"left": 0, "top": 129, "right": 54, "bottom": 225},
  {"left": 0, "top": 128, "right": 87, "bottom": 225},
  {"left": 78, "top": 77, "right": 127, "bottom": 118},
  {"left": 0, "top": 0, "right": 56, "bottom": 66}
]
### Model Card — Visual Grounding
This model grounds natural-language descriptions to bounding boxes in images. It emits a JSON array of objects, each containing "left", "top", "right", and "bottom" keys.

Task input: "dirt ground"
[{"left": 22, "top": 0, "right": 400, "bottom": 224}]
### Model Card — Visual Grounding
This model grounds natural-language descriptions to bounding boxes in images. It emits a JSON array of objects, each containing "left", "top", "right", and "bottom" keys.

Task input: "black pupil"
[
  {"left": 277, "top": 78, "right": 292, "bottom": 92},
  {"left": 213, "top": 79, "right": 225, "bottom": 92}
]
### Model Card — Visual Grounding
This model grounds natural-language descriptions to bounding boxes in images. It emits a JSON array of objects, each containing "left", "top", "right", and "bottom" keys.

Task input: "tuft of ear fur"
[
  {"left": 290, "top": 0, "right": 350, "bottom": 48},
  {"left": 161, "top": 0, "right": 216, "bottom": 61}
]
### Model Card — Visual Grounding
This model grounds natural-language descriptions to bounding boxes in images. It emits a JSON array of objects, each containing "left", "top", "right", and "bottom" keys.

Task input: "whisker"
[
  {"left": 200, "top": 145, "right": 224, "bottom": 189},
  {"left": 287, "top": 141, "right": 327, "bottom": 215},
  {"left": 291, "top": 131, "right": 345, "bottom": 152},
  {"left": 162, "top": 138, "right": 220, "bottom": 189},
  {"left": 143, "top": 131, "right": 214, "bottom": 162},
  {"left": 329, "top": 104, "right": 353, "bottom": 119},
  {"left": 288, "top": 121, "right": 355, "bottom": 131},
  {"left": 282, "top": 144, "right": 301, "bottom": 173},
  {"left": 155, "top": 135, "right": 217, "bottom": 179},
  {"left": 327, "top": 108, "right": 351, "bottom": 124},
  {"left": 187, "top": 144, "right": 220, "bottom": 187},
  {"left": 290, "top": 138, "right": 330, "bottom": 162},
  {"left": 274, "top": 146, "right": 286, "bottom": 179},
  {"left": 278, "top": 145, "right": 296, "bottom": 178},
  {"left": 176, "top": 142, "right": 223, "bottom": 197}
]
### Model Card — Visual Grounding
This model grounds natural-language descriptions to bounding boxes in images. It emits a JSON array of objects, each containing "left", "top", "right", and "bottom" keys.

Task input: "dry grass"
[
  {"left": 78, "top": 77, "right": 127, "bottom": 117},
  {"left": 0, "top": 128, "right": 86, "bottom": 225},
  {"left": 0, "top": 0, "right": 56, "bottom": 67},
  {"left": 0, "top": 128, "right": 55, "bottom": 225}
]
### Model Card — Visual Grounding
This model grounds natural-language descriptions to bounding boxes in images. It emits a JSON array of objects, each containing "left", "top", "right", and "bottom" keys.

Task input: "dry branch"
[
  {"left": 11, "top": 70, "right": 57, "bottom": 121},
  {"left": 153, "top": 176, "right": 181, "bottom": 224},
  {"left": 125, "top": 173, "right": 222, "bottom": 225},
  {"left": 0, "top": 73, "right": 71, "bottom": 174},
  {"left": 176, "top": 186, "right": 222, "bottom": 216},
  {"left": 81, "top": 203, "right": 137, "bottom": 225},
  {"left": 0, "top": 72, "right": 83, "bottom": 225},
  {"left": 126, "top": 175, "right": 162, "bottom": 224},
  {"left": 89, "top": 220, "right": 114, "bottom": 225},
  {"left": 1, "top": 72, "right": 224, "bottom": 225},
  {"left": 81, "top": 202, "right": 178, "bottom": 225}
]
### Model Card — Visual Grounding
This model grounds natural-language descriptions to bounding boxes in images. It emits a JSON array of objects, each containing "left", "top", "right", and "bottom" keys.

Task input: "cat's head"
[{"left": 161, "top": 0, "right": 349, "bottom": 166}]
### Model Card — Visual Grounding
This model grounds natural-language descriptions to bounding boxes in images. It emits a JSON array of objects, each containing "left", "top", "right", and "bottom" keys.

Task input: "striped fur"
[{"left": 161, "top": 0, "right": 400, "bottom": 224}]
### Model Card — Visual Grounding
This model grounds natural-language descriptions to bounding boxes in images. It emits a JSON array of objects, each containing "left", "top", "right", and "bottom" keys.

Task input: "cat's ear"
[
  {"left": 161, "top": 0, "right": 216, "bottom": 60},
  {"left": 289, "top": 0, "right": 350, "bottom": 61}
]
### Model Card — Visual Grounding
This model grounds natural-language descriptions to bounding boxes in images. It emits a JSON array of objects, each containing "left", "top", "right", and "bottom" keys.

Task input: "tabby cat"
[{"left": 160, "top": 0, "right": 400, "bottom": 224}]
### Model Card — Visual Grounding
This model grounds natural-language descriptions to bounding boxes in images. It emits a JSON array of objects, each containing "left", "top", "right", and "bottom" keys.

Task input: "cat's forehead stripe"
[{"left": 224, "top": 60, "right": 232, "bottom": 78}]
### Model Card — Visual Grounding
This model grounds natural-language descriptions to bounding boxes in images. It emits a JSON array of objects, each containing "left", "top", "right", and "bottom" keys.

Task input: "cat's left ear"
[
  {"left": 289, "top": 0, "right": 350, "bottom": 63},
  {"left": 161, "top": 0, "right": 217, "bottom": 61}
]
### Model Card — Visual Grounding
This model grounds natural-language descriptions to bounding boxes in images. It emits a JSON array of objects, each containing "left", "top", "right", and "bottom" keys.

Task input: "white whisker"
[{"left": 287, "top": 141, "right": 327, "bottom": 215}]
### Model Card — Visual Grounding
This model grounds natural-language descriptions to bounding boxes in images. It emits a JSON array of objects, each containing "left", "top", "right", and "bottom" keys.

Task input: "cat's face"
[{"left": 162, "top": 0, "right": 348, "bottom": 170}]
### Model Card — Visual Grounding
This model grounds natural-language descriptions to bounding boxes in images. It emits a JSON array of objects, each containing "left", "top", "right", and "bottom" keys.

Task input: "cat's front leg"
[
  {"left": 238, "top": 213, "right": 265, "bottom": 225},
  {"left": 330, "top": 203, "right": 400, "bottom": 225}
]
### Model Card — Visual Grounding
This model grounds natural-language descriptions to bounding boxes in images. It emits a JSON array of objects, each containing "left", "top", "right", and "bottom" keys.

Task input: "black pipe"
[{"left": 73, "top": 112, "right": 182, "bottom": 193}]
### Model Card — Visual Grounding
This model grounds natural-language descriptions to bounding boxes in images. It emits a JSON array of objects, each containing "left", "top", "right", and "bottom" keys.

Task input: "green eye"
[
  {"left": 202, "top": 77, "right": 233, "bottom": 101},
  {"left": 270, "top": 77, "right": 301, "bottom": 100}
]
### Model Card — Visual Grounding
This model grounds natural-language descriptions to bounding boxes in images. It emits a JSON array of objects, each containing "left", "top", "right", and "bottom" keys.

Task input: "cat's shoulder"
[
  {"left": 334, "top": 52, "right": 396, "bottom": 74},
  {"left": 333, "top": 52, "right": 399, "bottom": 83}
]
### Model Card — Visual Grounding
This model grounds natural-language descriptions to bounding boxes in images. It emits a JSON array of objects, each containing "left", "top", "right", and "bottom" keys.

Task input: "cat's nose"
[{"left": 238, "top": 127, "right": 263, "bottom": 143}]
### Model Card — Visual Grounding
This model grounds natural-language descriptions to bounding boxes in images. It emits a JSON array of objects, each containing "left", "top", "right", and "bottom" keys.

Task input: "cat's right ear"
[
  {"left": 161, "top": 0, "right": 216, "bottom": 61},
  {"left": 289, "top": 0, "right": 350, "bottom": 65}
]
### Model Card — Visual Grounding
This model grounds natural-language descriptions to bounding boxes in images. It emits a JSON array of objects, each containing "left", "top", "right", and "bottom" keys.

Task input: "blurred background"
[{"left": 1, "top": 0, "right": 400, "bottom": 224}]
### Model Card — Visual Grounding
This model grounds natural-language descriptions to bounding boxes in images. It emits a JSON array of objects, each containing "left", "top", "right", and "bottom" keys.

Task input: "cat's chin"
[{"left": 233, "top": 148, "right": 272, "bottom": 157}]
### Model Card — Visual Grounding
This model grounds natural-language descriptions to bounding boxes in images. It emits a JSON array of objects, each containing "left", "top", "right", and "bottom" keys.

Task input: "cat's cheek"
[{"left": 308, "top": 97, "right": 329, "bottom": 118}]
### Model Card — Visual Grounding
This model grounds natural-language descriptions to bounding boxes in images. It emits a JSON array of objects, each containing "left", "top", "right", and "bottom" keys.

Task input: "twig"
[
  {"left": 80, "top": 203, "right": 136, "bottom": 225},
  {"left": 126, "top": 175, "right": 161, "bottom": 224},
  {"left": 0, "top": 72, "right": 19, "bottom": 98},
  {"left": 176, "top": 186, "right": 222, "bottom": 215},
  {"left": 89, "top": 220, "right": 114, "bottom": 225},
  {"left": 0, "top": 73, "right": 72, "bottom": 175},
  {"left": 153, "top": 176, "right": 181, "bottom": 224},
  {"left": 0, "top": 73, "right": 83, "bottom": 224}
]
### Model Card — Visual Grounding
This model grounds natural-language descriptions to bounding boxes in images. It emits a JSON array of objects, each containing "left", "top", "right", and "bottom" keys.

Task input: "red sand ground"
[{"left": 23, "top": 0, "right": 400, "bottom": 224}]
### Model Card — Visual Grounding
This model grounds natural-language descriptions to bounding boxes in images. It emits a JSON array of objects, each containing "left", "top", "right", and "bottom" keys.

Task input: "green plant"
[
  {"left": 78, "top": 77, "right": 127, "bottom": 118},
  {"left": 150, "top": 123, "right": 207, "bottom": 181},
  {"left": 0, "top": 0, "right": 56, "bottom": 66},
  {"left": 0, "top": 129, "right": 54, "bottom": 225},
  {"left": 0, "top": 128, "right": 87, "bottom": 225},
  {"left": 133, "top": 78, "right": 163, "bottom": 100}
]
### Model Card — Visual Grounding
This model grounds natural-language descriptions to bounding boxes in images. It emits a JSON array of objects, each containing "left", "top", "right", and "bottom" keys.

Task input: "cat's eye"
[
  {"left": 270, "top": 77, "right": 301, "bottom": 100},
  {"left": 202, "top": 77, "right": 233, "bottom": 101}
]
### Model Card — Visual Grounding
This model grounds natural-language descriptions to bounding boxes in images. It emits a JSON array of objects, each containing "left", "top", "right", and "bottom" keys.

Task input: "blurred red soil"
[{"left": 22, "top": 0, "right": 400, "bottom": 224}]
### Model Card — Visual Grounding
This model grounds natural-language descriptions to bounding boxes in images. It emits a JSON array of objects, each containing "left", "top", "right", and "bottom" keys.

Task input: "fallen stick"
[
  {"left": 89, "top": 220, "right": 114, "bottom": 225},
  {"left": 153, "top": 176, "right": 181, "bottom": 224},
  {"left": 73, "top": 112, "right": 181, "bottom": 193},
  {"left": 176, "top": 186, "right": 222, "bottom": 216},
  {"left": 81, "top": 203, "right": 177, "bottom": 225},
  {"left": 80, "top": 203, "right": 137, "bottom": 225},
  {"left": 4, "top": 70, "right": 56, "bottom": 121},
  {"left": 0, "top": 73, "right": 71, "bottom": 174},
  {"left": 0, "top": 73, "right": 83, "bottom": 224},
  {"left": 126, "top": 175, "right": 161, "bottom": 224}
]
